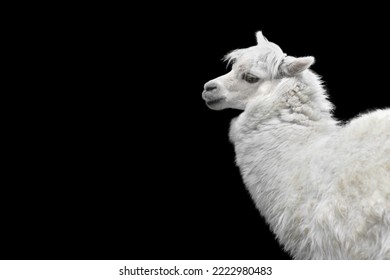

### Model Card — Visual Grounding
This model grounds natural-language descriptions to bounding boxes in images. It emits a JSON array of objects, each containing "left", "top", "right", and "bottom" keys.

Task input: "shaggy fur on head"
[
  {"left": 224, "top": 33, "right": 286, "bottom": 79},
  {"left": 202, "top": 31, "right": 390, "bottom": 259}
]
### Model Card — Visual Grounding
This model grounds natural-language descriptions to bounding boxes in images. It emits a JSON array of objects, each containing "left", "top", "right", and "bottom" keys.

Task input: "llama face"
[
  {"left": 202, "top": 46, "right": 278, "bottom": 110},
  {"left": 202, "top": 31, "right": 314, "bottom": 111}
]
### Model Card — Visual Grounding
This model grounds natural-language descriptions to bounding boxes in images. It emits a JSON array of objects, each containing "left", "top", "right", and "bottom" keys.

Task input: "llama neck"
[
  {"left": 229, "top": 71, "right": 338, "bottom": 238},
  {"left": 279, "top": 72, "right": 335, "bottom": 126},
  {"left": 230, "top": 70, "right": 338, "bottom": 142}
]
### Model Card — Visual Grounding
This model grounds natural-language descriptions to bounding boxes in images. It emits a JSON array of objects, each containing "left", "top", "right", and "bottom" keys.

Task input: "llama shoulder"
[
  {"left": 335, "top": 109, "right": 390, "bottom": 152},
  {"left": 343, "top": 109, "right": 390, "bottom": 135},
  {"left": 330, "top": 109, "right": 390, "bottom": 201}
]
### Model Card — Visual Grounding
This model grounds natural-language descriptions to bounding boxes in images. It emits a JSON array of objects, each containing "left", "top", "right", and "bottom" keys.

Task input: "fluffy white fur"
[{"left": 202, "top": 31, "right": 390, "bottom": 259}]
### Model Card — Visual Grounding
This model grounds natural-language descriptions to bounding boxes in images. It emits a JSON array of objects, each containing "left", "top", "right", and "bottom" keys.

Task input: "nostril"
[{"left": 204, "top": 82, "right": 218, "bottom": 92}]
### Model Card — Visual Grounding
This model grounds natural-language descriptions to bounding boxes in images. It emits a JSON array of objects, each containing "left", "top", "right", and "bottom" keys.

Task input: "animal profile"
[{"left": 202, "top": 31, "right": 390, "bottom": 259}]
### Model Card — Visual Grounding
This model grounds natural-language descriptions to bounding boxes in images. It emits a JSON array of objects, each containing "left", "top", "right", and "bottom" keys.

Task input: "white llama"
[{"left": 202, "top": 31, "right": 390, "bottom": 259}]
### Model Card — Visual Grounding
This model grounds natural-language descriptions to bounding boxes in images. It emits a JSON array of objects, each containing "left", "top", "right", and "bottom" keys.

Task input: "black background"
[{"left": 3, "top": 5, "right": 390, "bottom": 260}]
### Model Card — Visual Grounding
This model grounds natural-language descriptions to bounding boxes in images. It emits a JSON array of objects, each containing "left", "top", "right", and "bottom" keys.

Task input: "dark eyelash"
[{"left": 242, "top": 73, "right": 260, "bottom": 83}]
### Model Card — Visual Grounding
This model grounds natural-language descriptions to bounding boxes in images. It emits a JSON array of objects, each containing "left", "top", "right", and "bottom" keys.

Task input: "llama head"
[{"left": 202, "top": 31, "right": 315, "bottom": 110}]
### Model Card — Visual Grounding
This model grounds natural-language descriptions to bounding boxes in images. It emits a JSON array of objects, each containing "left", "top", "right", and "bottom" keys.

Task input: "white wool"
[
  {"left": 203, "top": 31, "right": 390, "bottom": 259},
  {"left": 224, "top": 35, "right": 286, "bottom": 79}
]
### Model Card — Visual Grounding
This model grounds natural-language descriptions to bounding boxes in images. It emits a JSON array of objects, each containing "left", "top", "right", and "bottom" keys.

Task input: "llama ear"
[
  {"left": 279, "top": 56, "right": 315, "bottom": 77},
  {"left": 256, "top": 31, "right": 268, "bottom": 45}
]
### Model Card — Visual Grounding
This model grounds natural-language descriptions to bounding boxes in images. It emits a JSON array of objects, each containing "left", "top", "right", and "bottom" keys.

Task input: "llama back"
[
  {"left": 321, "top": 109, "right": 390, "bottom": 259},
  {"left": 332, "top": 109, "right": 390, "bottom": 200},
  {"left": 284, "top": 109, "right": 390, "bottom": 259}
]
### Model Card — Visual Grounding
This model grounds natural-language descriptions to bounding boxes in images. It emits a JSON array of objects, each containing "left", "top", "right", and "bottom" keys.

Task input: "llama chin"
[{"left": 202, "top": 31, "right": 390, "bottom": 260}]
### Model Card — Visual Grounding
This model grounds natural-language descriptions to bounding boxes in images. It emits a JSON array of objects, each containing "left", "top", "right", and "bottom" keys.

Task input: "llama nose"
[{"left": 204, "top": 82, "right": 218, "bottom": 92}]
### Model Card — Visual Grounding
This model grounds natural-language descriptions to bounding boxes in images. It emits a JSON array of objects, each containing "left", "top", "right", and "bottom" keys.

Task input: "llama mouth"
[{"left": 206, "top": 98, "right": 224, "bottom": 106}]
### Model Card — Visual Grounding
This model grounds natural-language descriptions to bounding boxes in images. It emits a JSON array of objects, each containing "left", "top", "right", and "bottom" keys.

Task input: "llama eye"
[{"left": 242, "top": 73, "right": 260, "bottom": 83}]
